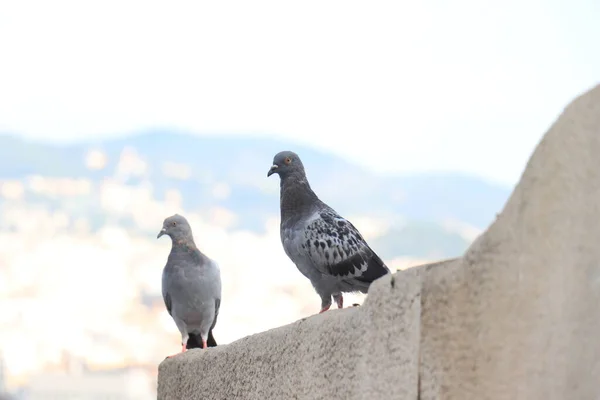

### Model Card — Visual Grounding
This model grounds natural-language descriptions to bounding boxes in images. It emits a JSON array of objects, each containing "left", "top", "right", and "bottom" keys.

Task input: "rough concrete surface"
[{"left": 158, "top": 83, "right": 600, "bottom": 400}]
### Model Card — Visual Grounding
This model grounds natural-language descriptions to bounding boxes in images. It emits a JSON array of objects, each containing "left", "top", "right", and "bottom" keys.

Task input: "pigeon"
[
  {"left": 267, "top": 150, "right": 391, "bottom": 313},
  {"left": 157, "top": 214, "right": 222, "bottom": 357}
]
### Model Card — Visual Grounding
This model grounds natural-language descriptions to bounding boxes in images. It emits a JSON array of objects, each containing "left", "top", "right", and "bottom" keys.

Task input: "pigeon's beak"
[
  {"left": 267, "top": 164, "right": 279, "bottom": 177},
  {"left": 157, "top": 228, "right": 167, "bottom": 239}
]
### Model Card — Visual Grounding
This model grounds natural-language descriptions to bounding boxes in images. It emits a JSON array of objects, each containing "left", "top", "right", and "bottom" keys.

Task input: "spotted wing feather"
[{"left": 300, "top": 210, "right": 389, "bottom": 282}]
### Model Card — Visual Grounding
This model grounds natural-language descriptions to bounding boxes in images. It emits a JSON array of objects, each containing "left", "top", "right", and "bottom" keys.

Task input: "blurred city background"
[{"left": 0, "top": 0, "right": 599, "bottom": 399}]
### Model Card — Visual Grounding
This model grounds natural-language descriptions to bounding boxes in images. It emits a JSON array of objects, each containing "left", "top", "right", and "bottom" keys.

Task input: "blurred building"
[
  {"left": 0, "top": 353, "right": 5, "bottom": 392},
  {"left": 0, "top": 354, "right": 14, "bottom": 400},
  {"left": 20, "top": 357, "right": 155, "bottom": 400}
]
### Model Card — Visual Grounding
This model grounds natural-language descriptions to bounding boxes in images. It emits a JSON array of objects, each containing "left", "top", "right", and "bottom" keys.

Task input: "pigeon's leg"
[
  {"left": 319, "top": 294, "right": 333, "bottom": 313},
  {"left": 199, "top": 332, "right": 208, "bottom": 349},
  {"left": 333, "top": 293, "right": 344, "bottom": 309},
  {"left": 180, "top": 332, "right": 189, "bottom": 353},
  {"left": 315, "top": 282, "right": 333, "bottom": 314},
  {"left": 200, "top": 315, "right": 214, "bottom": 350}
]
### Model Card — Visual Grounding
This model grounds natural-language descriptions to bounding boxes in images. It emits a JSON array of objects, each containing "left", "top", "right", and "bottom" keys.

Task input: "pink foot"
[
  {"left": 336, "top": 295, "right": 344, "bottom": 309},
  {"left": 202, "top": 340, "right": 207, "bottom": 349},
  {"left": 319, "top": 305, "right": 331, "bottom": 314}
]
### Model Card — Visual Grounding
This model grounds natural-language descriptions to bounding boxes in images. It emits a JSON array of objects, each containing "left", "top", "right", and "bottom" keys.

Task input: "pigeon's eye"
[
  {"left": 284, "top": 157, "right": 292, "bottom": 165},
  {"left": 171, "top": 222, "right": 177, "bottom": 227}
]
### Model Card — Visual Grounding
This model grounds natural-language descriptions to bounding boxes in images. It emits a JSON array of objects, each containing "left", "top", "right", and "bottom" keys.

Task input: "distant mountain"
[
  {"left": 0, "top": 131, "right": 513, "bottom": 259},
  {"left": 370, "top": 220, "right": 475, "bottom": 260}
]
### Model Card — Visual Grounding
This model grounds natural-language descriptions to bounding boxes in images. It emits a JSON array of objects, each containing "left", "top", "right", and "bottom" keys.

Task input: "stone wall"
[{"left": 158, "top": 83, "right": 600, "bottom": 400}]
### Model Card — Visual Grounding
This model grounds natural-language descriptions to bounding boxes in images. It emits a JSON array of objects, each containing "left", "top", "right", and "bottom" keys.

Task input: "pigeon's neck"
[
  {"left": 170, "top": 238, "right": 198, "bottom": 253},
  {"left": 169, "top": 239, "right": 209, "bottom": 265},
  {"left": 280, "top": 174, "right": 319, "bottom": 219}
]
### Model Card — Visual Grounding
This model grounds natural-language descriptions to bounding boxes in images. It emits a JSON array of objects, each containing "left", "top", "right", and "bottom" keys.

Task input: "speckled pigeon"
[
  {"left": 157, "top": 214, "right": 221, "bottom": 357},
  {"left": 267, "top": 151, "right": 391, "bottom": 313}
]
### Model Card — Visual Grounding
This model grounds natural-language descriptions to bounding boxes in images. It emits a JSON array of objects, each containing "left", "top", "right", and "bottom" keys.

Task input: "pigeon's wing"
[
  {"left": 211, "top": 298, "right": 221, "bottom": 330},
  {"left": 162, "top": 290, "right": 173, "bottom": 316},
  {"left": 161, "top": 267, "right": 173, "bottom": 316},
  {"left": 299, "top": 209, "right": 390, "bottom": 282},
  {"left": 201, "top": 257, "right": 222, "bottom": 330}
]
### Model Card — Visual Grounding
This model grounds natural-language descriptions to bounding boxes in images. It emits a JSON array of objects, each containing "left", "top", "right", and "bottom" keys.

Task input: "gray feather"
[
  {"left": 269, "top": 151, "right": 390, "bottom": 310},
  {"left": 159, "top": 214, "right": 222, "bottom": 348}
]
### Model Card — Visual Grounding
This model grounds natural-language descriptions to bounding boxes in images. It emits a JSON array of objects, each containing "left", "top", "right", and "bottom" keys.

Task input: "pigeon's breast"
[
  {"left": 167, "top": 272, "right": 218, "bottom": 326},
  {"left": 164, "top": 261, "right": 219, "bottom": 303},
  {"left": 281, "top": 224, "right": 302, "bottom": 259},
  {"left": 172, "top": 299, "right": 215, "bottom": 326},
  {"left": 281, "top": 212, "right": 322, "bottom": 280}
]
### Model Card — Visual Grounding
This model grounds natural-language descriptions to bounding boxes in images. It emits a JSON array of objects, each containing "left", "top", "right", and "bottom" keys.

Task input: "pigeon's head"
[
  {"left": 267, "top": 150, "right": 305, "bottom": 179},
  {"left": 157, "top": 214, "right": 193, "bottom": 240}
]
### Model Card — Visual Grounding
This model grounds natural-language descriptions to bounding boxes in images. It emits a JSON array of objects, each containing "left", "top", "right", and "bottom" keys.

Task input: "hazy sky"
[{"left": 0, "top": 0, "right": 598, "bottom": 186}]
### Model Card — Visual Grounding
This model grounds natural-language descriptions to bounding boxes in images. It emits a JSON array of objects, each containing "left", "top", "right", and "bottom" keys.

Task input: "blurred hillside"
[
  {"left": 0, "top": 131, "right": 509, "bottom": 259},
  {"left": 0, "top": 131, "right": 510, "bottom": 399}
]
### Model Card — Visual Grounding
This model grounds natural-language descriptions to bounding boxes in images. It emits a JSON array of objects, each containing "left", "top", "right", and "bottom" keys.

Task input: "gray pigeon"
[
  {"left": 157, "top": 214, "right": 221, "bottom": 357},
  {"left": 267, "top": 151, "right": 391, "bottom": 313}
]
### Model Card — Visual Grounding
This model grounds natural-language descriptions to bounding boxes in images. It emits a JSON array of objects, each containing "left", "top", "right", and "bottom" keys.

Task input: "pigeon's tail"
[
  {"left": 207, "top": 330, "right": 217, "bottom": 347},
  {"left": 186, "top": 330, "right": 217, "bottom": 349}
]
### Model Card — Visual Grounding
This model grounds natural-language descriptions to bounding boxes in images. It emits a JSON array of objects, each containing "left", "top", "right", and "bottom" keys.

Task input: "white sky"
[{"left": 0, "top": 0, "right": 598, "bottom": 186}]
